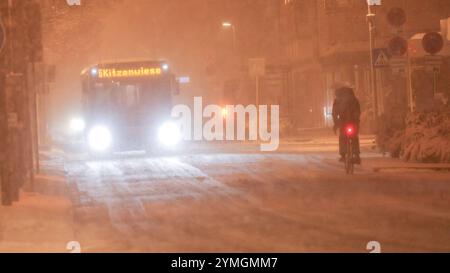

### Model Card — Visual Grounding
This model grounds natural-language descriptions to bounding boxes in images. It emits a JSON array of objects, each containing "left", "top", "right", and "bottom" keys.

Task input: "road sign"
[
  {"left": 424, "top": 55, "right": 443, "bottom": 72},
  {"left": 373, "top": 48, "right": 390, "bottom": 67},
  {"left": 177, "top": 76, "right": 190, "bottom": 84},
  {"left": 367, "top": 0, "right": 382, "bottom": 6},
  {"left": 422, "top": 32, "right": 444, "bottom": 55},
  {"left": 248, "top": 58, "right": 266, "bottom": 77},
  {"left": 424, "top": 55, "right": 443, "bottom": 65},
  {"left": 390, "top": 56, "right": 407, "bottom": 74},
  {"left": 66, "top": 0, "right": 81, "bottom": 6},
  {"left": 0, "top": 17, "right": 5, "bottom": 54}
]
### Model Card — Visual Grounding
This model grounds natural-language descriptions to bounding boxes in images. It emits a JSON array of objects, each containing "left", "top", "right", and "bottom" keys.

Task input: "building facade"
[
  {"left": 279, "top": 0, "right": 450, "bottom": 131},
  {"left": 0, "top": 0, "right": 43, "bottom": 205}
]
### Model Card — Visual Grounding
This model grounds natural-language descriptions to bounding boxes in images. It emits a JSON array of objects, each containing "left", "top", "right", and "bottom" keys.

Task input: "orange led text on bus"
[{"left": 98, "top": 67, "right": 162, "bottom": 79}]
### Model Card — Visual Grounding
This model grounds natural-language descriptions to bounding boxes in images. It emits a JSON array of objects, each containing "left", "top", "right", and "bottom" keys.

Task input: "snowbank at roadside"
[{"left": 0, "top": 150, "right": 75, "bottom": 253}]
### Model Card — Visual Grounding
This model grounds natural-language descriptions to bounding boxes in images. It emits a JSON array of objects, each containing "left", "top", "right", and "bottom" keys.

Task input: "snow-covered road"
[{"left": 63, "top": 138, "right": 450, "bottom": 252}]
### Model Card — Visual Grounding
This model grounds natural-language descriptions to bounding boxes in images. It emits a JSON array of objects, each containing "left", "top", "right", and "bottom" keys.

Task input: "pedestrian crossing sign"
[{"left": 373, "top": 48, "right": 390, "bottom": 67}]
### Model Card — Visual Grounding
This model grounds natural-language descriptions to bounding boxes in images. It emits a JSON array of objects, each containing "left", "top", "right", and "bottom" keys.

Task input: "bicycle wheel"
[{"left": 346, "top": 138, "right": 354, "bottom": 174}]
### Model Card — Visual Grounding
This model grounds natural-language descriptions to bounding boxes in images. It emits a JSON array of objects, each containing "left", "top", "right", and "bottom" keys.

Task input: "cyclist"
[{"left": 332, "top": 86, "right": 361, "bottom": 164}]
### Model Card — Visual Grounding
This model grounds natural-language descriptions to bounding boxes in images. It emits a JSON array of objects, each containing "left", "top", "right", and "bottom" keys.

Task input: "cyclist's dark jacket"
[{"left": 332, "top": 87, "right": 361, "bottom": 127}]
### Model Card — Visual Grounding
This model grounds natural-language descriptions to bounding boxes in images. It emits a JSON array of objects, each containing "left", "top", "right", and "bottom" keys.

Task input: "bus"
[{"left": 74, "top": 59, "right": 180, "bottom": 154}]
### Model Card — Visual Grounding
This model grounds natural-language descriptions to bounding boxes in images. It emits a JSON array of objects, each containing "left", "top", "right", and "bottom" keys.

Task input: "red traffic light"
[{"left": 422, "top": 32, "right": 444, "bottom": 55}]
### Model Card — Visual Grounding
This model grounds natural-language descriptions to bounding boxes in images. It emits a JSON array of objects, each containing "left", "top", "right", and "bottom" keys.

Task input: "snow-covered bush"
[
  {"left": 400, "top": 111, "right": 450, "bottom": 163},
  {"left": 379, "top": 110, "right": 450, "bottom": 163}
]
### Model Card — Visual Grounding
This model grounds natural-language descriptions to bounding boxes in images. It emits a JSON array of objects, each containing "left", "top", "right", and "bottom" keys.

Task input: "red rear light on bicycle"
[{"left": 344, "top": 124, "right": 356, "bottom": 137}]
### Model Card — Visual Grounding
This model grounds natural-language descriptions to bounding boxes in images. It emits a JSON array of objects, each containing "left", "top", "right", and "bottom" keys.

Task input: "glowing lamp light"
[
  {"left": 70, "top": 118, "right": 85, "bottom": 133},
  {"left": 162, "top": 63, "right": 169, "bottom": 71},
  {"left": 158, "top": 122, "right": 181, "bottom": 147},
  {"left": 88, "top": 126, "right": 112, "bottom": 152},
  {"left": 221, "top": 107, "right": 229, "bottom": 118},
  {"left": 90, "top": 68, "right": 98, "bottom": 77},
  {"left": 222, "top": 22, "right": 232, "bottom": 28}
]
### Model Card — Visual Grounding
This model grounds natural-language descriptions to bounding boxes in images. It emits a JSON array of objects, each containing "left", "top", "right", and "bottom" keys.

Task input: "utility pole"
[
  {"left": 231, "top": 25, "right": 236, "bottom": 52},
  {"left": 0, "top": 8, "right": 5, "bottom": 206},
  {"left": 7, "top": 0, "right": 14, "bottom": 73},
  {"left": 367, "top": 2, "right": 378, "bottom": 130},
  {"left": 28, "top": 0, "right": 44, "bottom": 178},
  {"left": 406, "top": 47, "right": 414, "bottom": 113}
]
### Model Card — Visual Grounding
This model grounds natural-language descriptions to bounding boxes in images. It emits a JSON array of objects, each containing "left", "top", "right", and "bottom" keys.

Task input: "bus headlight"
[
  {"left": 158, "top": 122, "right": 181, "bottom": 147},
  {"left": 70, "top": 118, "right": 85, "bottom": 133},
  {"left": 88, "top": 126, "right": 112, "bottom": 151}
]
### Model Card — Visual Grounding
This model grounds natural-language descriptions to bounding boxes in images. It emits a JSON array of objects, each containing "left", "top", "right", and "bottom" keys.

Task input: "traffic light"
[
  {"left": 386, "top": 7, "right": 408, "bottom": 57},
  {"left": 387, "top": 7, "right": 406, "bottom": 28},
  {"left": 388, "top": 36, "right": 408, "bottom": 56}
]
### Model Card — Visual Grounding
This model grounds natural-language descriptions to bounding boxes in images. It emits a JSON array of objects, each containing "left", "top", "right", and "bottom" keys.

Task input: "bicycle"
[{"left": 343, "top": 123, "right": 357, "bottom": 175}]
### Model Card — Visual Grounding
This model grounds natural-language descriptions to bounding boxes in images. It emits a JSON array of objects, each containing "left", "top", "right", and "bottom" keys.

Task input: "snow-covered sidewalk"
[{"left": 0, "top": 150, "right": 75, "bottom": 253}]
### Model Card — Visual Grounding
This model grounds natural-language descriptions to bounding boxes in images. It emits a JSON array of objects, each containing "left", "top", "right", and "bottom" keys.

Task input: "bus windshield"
[{"left": 89, "top": 78, "right": 171, "bottom": 113}]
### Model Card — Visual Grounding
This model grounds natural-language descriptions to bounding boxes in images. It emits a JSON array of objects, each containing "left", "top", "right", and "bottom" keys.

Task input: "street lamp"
[
  {"left": 222, "top": 22, "right": 232, "bottom": 27},
  {"left": 222, "top": 21, "right": 236, "bottom": 51}
]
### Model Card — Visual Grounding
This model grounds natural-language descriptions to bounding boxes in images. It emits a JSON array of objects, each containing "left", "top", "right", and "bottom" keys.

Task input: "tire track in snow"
[{"left": 65, "top": 156, "right": 236, "bottom": 237}]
